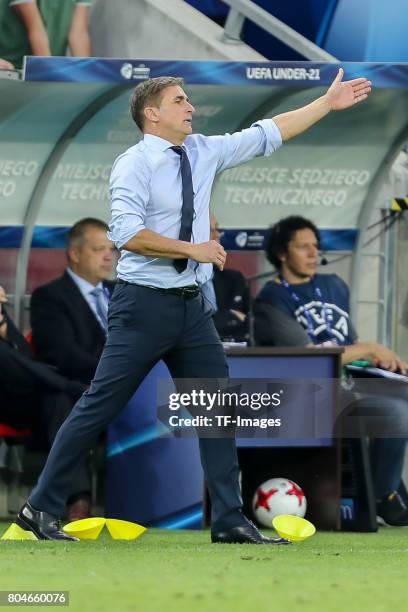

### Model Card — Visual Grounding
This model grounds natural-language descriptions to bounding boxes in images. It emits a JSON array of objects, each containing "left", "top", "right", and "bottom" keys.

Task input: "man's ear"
[
  {"left": 144, "top": 106, "right": 159, "bottom": 124},
  {"left": 67, "top": 246, "right": 80, "bottom": 265}
]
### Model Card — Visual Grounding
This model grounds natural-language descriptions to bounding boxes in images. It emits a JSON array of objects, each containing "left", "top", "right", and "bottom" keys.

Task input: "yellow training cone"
[
  {"left": 1, "top": 523, "right": 38, "bottom": 541},
  {"left": 272, "top": 515, "right": 316, "bottom": 542},
  {"left": 105, "top": 518, "right": 146, "bottom": 540},
  {"left": 63, "top": 517, "right": 106, "bottom": 540}
]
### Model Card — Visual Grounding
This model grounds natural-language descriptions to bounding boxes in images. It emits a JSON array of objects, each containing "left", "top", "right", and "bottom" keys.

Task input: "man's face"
[
  {"left": 68, "top": 227, "right": 115, "bottom": 285},
  {"left": 280, "top": 228, "right": 319, "bottom": 279},
  {"left": 210, "top": 215, "right": 221, "bottom": 242},
  {"left": 146, "top": 85, "right": 195, "bottom": 143}
]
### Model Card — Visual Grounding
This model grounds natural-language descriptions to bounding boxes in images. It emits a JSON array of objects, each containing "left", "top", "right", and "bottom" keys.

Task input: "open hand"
[
  {"left": 369, "top": 342, "right": 407, "bottom": 374},
  {"left": 326, "top": 68, "right": 372, "bottom": 111}
]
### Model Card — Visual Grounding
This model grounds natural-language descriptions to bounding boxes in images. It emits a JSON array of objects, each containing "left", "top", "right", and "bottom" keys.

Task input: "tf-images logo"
[{"left": 120, "top": 63, "right": 151, "bottom": 80}]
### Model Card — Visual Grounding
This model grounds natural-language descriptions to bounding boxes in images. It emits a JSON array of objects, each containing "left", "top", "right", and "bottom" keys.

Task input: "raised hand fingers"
[
  {"left": 346, "top": 77, "right": 370, "bottom": 87},
  {"left": 352, "top": 80, "right": 371, "bottom": 93},
  {"left": 353, "top": 93, "right": 369, "bottom": 104},
  {"left": 351, "top": 80, "right": 371, "bottom": 104}
]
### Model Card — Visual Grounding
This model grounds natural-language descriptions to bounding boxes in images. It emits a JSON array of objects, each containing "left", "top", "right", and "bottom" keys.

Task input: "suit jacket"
[
  {"left": 212, "top": 267, "right": 250, "bottom": 341},
  {"left": 253, "top": 300, "right": 310, "bottom": 346},
  {"left": 30, "top": 271, "right": 114, "bottom": 384},
  {"left": 0, "top": 309, "right": 86, "bottom": 429}
]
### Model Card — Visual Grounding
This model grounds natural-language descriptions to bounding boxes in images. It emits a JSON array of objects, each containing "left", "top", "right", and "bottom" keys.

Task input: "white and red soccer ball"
[{"left": 252, "top": 477, "right": 307, "bottom": 527}]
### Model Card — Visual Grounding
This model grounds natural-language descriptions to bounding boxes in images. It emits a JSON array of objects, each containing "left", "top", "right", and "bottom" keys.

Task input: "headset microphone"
[{"left": 320, "top": 254, "right": 328, "bottom": 266}]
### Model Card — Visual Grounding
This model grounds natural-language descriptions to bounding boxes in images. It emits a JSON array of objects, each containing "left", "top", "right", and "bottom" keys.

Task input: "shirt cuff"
[
  {"left": 252, "top": 119, "right": 283, "bottom": 155},
  {"left": 108, "top": 216, "right": 145, "bottom": 250}
]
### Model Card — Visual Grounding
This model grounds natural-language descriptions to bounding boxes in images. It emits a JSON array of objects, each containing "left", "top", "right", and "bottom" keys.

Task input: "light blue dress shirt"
[
  {"left": 201, "top": 278, "right": 218, "bottom": 313},
  {"left": 108, "top": 119, "right": 282, "bottom": 288},
  {"left": 66, "top": 267, "right": 108, "bottom": 330}
]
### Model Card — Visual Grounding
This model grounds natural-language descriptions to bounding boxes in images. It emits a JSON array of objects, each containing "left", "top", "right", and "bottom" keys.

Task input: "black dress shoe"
[
  {"left": 211, "top": 520, "right": 291, "bottom": 544},
  {"left": 16, "top": 502, "right": 79, "bottom": 541}
]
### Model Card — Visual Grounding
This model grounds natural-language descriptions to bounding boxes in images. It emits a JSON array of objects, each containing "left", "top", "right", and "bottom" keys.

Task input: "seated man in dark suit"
[
  {"left": 30, "top": 218, "right": 115, "bottom": 520},
  {"left": 254, "top": 215, "right": 408, "bottom": 526},
  {"left": 0, "top": 285, "right": 85, "bottom": 434},
  {"left": 201, "top": 215, "right": 249, "bottom": 341}
]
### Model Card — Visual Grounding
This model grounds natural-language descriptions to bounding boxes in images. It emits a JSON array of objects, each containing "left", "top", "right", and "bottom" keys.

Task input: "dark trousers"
[
  {"left": 40, "top": 392, "right": 91, "bottom": 503},
  {"left": 29, "top": 283, "right": 244, "bottom": 530},
  {"left": 341, "top": 383, "right": 408, "bottom": 499},
  {"left": 356, "top": 394, "right": 408, "bottom": 499},
  {"left": 370, "top": 438, "right": 406, "bottom": 499}
]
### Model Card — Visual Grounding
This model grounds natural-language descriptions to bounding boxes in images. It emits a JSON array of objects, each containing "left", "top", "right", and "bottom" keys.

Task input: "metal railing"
[{"left": 222, "top": 0, "right": 338, "bottom": 61}]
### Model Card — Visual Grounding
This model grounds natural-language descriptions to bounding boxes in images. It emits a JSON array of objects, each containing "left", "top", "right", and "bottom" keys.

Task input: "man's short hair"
[
  {"left": 66, "top": 218, "right": 109, "bottom": 251},
  {"left": 265, "top": 215, "right": 321, "bottom": 270},
  {"left": 130, "top": 76, "right": 184, "bottom": 131}
]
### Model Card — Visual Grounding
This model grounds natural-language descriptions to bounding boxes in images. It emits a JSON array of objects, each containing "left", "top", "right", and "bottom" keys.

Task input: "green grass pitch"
[{"left": 1, "top": 523, "right": 407, "bottom": 612}]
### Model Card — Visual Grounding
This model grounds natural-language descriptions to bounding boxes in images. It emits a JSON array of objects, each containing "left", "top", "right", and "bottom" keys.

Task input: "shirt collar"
[
  {"left": 67, "top": 267, "right": 103, "bottom": 297},
  {"left": 143, "top": 133, "right": 186, "bottom": 152}
]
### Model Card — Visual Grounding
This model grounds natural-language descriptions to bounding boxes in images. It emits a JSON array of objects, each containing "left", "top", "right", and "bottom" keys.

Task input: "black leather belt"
[{"left": 118, "top": 279, "right": 200, "bottom": 299}]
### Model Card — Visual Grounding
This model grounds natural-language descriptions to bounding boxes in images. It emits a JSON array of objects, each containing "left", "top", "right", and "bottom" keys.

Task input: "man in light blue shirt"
[
  {"left": 18, "top": 70, "right": 372, "bottom": 542},
  {"left": 108, "top": 107, "right": 281, "bottom": 288}
]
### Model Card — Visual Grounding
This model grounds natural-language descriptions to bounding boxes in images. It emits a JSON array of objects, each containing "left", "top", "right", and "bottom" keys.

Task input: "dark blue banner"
[
  {"left": 23, "top": 57, "right": 408, "bottom": 89},
  {"left": 0, "top": 226, "right": 357, "bottom": 251},
  {"left": 0, "top": 226, "right": 69, "bottom": 249}
]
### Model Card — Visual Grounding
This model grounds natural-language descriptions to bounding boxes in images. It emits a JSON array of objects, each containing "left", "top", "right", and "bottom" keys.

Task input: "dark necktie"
[{"left": 171, "top": 146, "right": 194, "bottom": 273}]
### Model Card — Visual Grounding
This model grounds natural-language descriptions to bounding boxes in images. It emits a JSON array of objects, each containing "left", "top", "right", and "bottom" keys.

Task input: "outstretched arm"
[{"left": 273, "top": 68, "right": 372, "bottom": 141}]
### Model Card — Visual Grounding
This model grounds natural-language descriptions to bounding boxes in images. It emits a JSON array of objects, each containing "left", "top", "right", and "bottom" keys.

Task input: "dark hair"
[
  {"left": 265, "top": 216, "right": 320, "bottom": 270},
  {"left": 66, "top": 218, "right": 109, "bottom": 251},
  {"left": 130, "top": 76, "right": 185, "bottom": 131}
]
